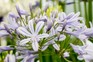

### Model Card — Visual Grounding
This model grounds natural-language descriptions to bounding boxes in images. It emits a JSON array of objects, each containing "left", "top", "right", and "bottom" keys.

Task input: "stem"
[
  {"left": 88, "top": 0, "right": 92, "bottom": 22},
  {"left": 40, "top": 0, "right": 42, "bottom": 9},
  {"left": 78, "top": 0, "right": 82, "bottom": 16},
  {"left": 73, "top": 0, "right": 77, "bottom": 13},
  {"left": 39, "top": 50, "right": 43, "bottom": 62},
  {"left": 84, "top": 1, "right": 89, "bottom": 27}
]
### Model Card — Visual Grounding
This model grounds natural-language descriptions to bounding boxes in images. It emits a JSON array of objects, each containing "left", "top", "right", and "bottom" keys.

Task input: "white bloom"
[
  {"left": 0, "top": 46, "right": 13, "bottom": 53},
  {"left": 42, "top": 27, "right": 66, "bottom": 51},
  {"left": 0, "top": 30, "right": 9, "bottom": 37},
  {"left": 63, "top": 52, "right": 69, "bottom": 58},
  {"left": 71, "top": 39, "right": 93, "bottom": 62},
  {"left": 17, "top": 20, "right": 49, "bottom": 51},
  {"left": 4, "top": 54, "right": 16, "bottom": 62}
]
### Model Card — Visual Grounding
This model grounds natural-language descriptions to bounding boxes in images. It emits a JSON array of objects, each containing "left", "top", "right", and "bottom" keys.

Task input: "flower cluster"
[{"left": 0, "top": 3, "right": 93, "bottom": 62}]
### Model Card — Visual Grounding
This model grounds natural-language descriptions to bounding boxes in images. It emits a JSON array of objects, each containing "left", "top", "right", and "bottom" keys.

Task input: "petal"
[
  {"left": 4, "top": 54, "right": 16, "bottom": 62},
  {"left": 17, "top": 27, "right": 31, "bottom": 37},
  {"left": 56, "top": 26, "right": 62, "bottom": 32},
  {"left": 19, "top": 38, "right": 31, "bottom": 45},
  {"left": 70, "top": 12, "right": 80, "bottom": 20},
  {"left": 0, "top": 46, "right": 13, "bottom": 50},
  {"left": 78, "top": 34, "right": 87, "bottom": 41},
  {"left": 58, "top": 12, "right": 66, "bottom": 21},
  {"left": 83, "top": 55, "right": 93, "bottom": 60},
  {"left": 77, "top": 55, "right": 84, "bottom": 60},
  {"left": 0, "top": 46, "right": 13, "bottom": 53},
  {"left": 63, "top": 52, "right": 69, "bottom": 58},
  {"left": 16, "top": 5, "right": 28, "bottom": 16},
  {"left": 41, "top": 45, "right": 48, "bottom": 51},
  {"left": 83, "top": 28, "right": 93, "bottom": 37},
  {"left": 66, "top": 12, "right": 75, "bottom": 19},
  {"left": 0, "top": 30, "right": 9, "bottom": 37},
  {"left": 62, "top": 12, "right": 66, "bottom": 19},
  {"left": 53, "top": 43, "right": 60, "bottom": 51},
  {"left": 28, "top": 20, "right": 35, "bottom": 34},
  {"left": 35, "top": 21, "right": 44, "bottom": 34},
  {"left": 26, "top": 55, "right": 37, "bottom": 62},
  {"left": 50, "top": 27, "right": 56, "bottom": 36},
  {"left": 9, "top": 54, "right": 16, "bottom": 62},
  {"left": 38, "top": 33, "right": 49, "bottom": 38},
  {"left": 68, "top": 12, "right": 80, "bottom": 22},
  {"left": 32, "top": 41, "right": 39, "bottom": 51},
  {"left": 47, "top": 20, "right": 53, "bottom": 31},
  {"left": 59, "top": 34, "right": 66, "bottom": 41},
  {"left": 41, "top": 42, "right": 50, "bottom": 51}
]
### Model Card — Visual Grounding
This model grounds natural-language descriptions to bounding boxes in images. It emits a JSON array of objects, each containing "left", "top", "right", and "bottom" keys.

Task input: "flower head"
[{"left": 17, "top": 20, "right": 49, "bottom": 51}]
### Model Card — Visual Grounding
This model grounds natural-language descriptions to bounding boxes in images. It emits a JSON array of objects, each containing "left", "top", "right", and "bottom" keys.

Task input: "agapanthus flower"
[
  {"left": 0, "top": 29, "right": 9, "bottom": 37},
  {"left": 20, "top": 54, "right": 38, "bottom": 62},
  {"left": 4, "top": 13, "right": 19, "bottom": 31},
  {"left": 0, "top": 46, "right": 13, "bottom": 53},
  {"left": 16, "top": 46, "right": 38, "bottom": 62},
  {"left": 56, "top": 12, "right": 83, "bottom": 31},
  {"left": 9, "top": 12, "right": 19, "bottom": 19},
  {"left": 17, "top": 50, "right": 38, "bottom": 62},
  {"left": 4, "top": 54, "right": 16, "bottom": 62},
  {"left": 16, "top": 5, "right": 29, "bottom": 16},
  {"left": 65, "top": 27, "right": 87, "bottom": 41},
  {"left": 82, "top": 28, "right": 93, "bottom": 37},
  {"left": 42, "top": 27, "right": 66, "bottom": 51},
  {"left": 63, "top": 51, "right": 70, "bottom": 58},
  {"left": 71, "top": 39, "right": 93, "bottom": 62},
  {"left": 17, "top": 20, "right": 49, "bottom": 51},
  {"left": 0, "top": 25, "right": 11, "bottom": 37}
]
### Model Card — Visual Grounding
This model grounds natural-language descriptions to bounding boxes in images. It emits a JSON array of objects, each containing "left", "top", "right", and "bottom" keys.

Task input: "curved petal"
[
  {"left": 59, "top": 34, "right": 66, "bottom": 41},
  {"left": 66, "top": 12, "right": 75, "bottom": 19},
  {"left": 38, "top": 33, "right": 49, "bottom": 38},
  {"left": 53, "top": 43, "right": 60, "bottom": 51},
  {"left": 62, "top": 12, "right": 66, "bottom": 19},
  {"left": 35, "top": 21, "right": 44, "bottom": 34},
  {"left": 50, "top": 27, "right": 56, "bottom": 36},
  {"left": 4, "top": 54, "right": 16, "bottom": 62},
  {"left": 0, "top": 30, "right": 9, "bottom": 37},
  {"left": 19, "top": 38, "right": 31, "bottom": 45},
  {"left": 29, "top": 20, "right": 35, "bottom": 34},
  {"left": 32, "top": 41, "right": 39, "bottom": 51},
  {"left": 69, "top": 12, "right": 80, "bottom": 21},
  {"left": 41, "top": 45, "right": 48, "bottom": 51},
  {"left": 41, "top": 42, "right": 50, "bottom": 51},
  {"left": 63, "top": 52, "right": 69, "bottom": 58},
  {"left": 17, "top": 27, "right": 31, "bottom": 37},
  {"left": 77, "top": 55, "right": 83, "bottom": 60},
  {"left": 58, "top": 12, "right": 66, "bottom": 21}
]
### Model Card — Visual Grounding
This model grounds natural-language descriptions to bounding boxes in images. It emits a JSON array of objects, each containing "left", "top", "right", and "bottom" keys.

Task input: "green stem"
[
  {"left": 88, "top": 0, "right": 92, "bottom": 22},
  {"left": 84, "top": 1, "right": 89, "bottom": 27},
  {"left": 73, "top": 0, "right": 77, "bottom": 13},
  {"left": 78, "top": 0, "right": 82, "bottom": 16},
  {"left": 40, "top": 0, "right": 42, "bottom": 9},
  {"left": 39, "top": 51, "right": 43, "bottom": 62}
]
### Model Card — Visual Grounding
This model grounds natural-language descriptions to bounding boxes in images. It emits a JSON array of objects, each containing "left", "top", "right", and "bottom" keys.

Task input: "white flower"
[
  {"left": 57, "top": 12, "right": 81, "bottom": 26},
  {"left": 5, "top": 13, "right": 19, "bottom": 30},
  {"left": 0, "top": 30, "right": 9, "bottom": 37},
  {"left": 63, "top": 52, "right": 69, "bottom": 58},
  {"left": 71, "top": 39, "right": 93, "bottom": 62},
  {"left": 4, "top": 54, "right": 16, "bottom": 62},
  {"left": 21, "top": 54, "right": 38, "bottom": 62},
  {"left": 17, "top": 20, "right": 49, "bottom": 51},
  {"left": 0, "top": 46, "right": 13, "bottom": 53},
  {"left": 42, "top": 27, "right": 66, "bottom": 51}
]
